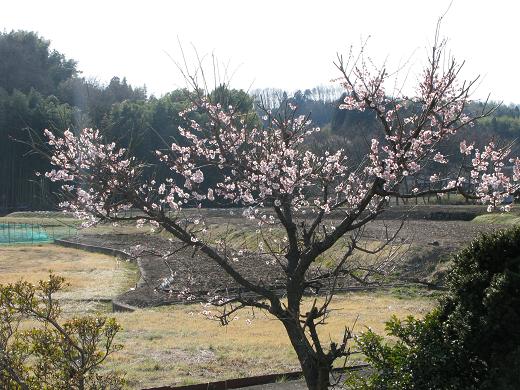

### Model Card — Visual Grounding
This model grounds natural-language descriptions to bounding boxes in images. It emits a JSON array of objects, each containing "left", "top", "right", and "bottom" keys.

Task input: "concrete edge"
[
  {"left": 111, "top": 299, "right": 138, "bottom": 312},
  {"left": 53, "top": 238, "right": 142, "bottom": 312},
  {"left": 141, "top": 365, "right": 370, "bottom": 390}
]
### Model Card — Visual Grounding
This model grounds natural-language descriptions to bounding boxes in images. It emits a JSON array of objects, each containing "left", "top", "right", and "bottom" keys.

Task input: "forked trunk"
[{"left": 283, "top": 320, "right": 331, "bottom": 390}]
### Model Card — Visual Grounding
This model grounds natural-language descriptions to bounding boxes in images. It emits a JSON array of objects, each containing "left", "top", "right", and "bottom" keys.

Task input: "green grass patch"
[{"left": 472, "top": 212, "right": 520, "bottom": 225}]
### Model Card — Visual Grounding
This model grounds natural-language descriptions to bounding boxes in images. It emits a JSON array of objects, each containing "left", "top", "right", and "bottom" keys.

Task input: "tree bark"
[{"left": 283, "top": 320, "right": 331, "bottom": 390}]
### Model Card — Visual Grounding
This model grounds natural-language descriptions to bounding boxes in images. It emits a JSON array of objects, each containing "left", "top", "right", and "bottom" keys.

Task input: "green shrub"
[
  {"left": 347, "top": 227, "right": 520, "bottom": 389},
  {"left": 0, "top": 274, "right": 124, "bottom": 389}
]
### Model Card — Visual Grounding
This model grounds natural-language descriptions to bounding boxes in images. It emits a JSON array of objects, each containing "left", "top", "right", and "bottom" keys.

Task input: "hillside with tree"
[{"left": 1, "top": 30, "right": 519, "bottom": 212}]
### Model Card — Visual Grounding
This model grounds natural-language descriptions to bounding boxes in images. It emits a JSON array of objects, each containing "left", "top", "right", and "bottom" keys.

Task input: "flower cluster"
[
  {"left": 469, "top": 142, "right": 520, "bottom": 209},
  {"left": 44, "top": 128, "right": 136, "bottom": 226},
  {"left": 153, "top": 100, "right": 377, "bottom": 220},
  {"left": 335, "top": 43, "right": 519, "bottom": 207}
]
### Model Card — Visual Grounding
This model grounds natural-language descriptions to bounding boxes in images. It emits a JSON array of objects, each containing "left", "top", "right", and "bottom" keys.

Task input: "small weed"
[
  {"left": 146, "top": 333, "right": 163, "bottom": 341},
  {"left": 180, "top": 377, "right": 199, "bottom": 386}
]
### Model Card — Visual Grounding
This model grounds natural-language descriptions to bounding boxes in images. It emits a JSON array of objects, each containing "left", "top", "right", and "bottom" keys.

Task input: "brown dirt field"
[
  {"left": 60, "top": 233, "right": 288, "bottom": 307},
  {"left": 59, "top": 207, "right": 503, "bottom": 308}
]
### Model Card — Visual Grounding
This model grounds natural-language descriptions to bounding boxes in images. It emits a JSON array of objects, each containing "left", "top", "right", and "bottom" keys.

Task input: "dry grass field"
[
  {"left": 109, "top": 292, "right": 434, "bottom": 388},
  {"left": 0, "top": 244, "right": 138, "bottom": 308},
  {"left": 0, "top": 242, "right": 434, "bottom": 389}
]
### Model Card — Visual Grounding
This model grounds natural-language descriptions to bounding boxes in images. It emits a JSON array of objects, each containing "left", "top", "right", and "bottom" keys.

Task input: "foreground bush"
[
  {"left": 0, "top": 274, "right": 124, "bottom": 389},
  {"left": 348, "top": 226, "right": 520, "bottom": 389}
]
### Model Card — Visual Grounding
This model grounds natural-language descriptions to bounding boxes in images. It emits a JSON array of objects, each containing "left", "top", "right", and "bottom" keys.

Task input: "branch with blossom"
[{"left": 333, "top": 36, "right": 520, "bottom": 211}]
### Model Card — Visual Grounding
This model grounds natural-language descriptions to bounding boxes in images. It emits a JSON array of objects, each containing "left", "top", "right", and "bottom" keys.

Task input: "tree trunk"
[{"left": 283, "top": 320, "right": 331, "bottom": 390}]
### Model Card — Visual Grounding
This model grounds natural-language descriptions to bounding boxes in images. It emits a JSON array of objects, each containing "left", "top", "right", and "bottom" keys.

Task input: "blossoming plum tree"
[{"left": 42, "top": 35, "right": 520, "bottom": 390}]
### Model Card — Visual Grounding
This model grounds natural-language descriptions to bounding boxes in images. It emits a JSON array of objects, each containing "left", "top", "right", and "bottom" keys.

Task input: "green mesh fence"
[{"left": 0, "top": 223, "right": 75, "bottom": 244}]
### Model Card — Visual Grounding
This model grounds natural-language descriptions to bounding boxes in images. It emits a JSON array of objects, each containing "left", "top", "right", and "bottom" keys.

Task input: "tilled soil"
[
  {"left": 359, "top": 219, "right": 502, "bottom": 278},
  {"left": 61, "top": 216, "right": 503, "bottom": 308},
  {"left": 63, "top": 233, "right": 287, "bottom": 307}
]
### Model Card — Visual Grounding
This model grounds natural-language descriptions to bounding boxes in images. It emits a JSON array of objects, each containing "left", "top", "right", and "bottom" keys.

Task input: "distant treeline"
[{"left": 1, "top": 30, "right": 519, "bottom": 211}]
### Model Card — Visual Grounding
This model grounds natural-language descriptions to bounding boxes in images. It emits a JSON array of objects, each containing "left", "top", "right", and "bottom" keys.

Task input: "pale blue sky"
[{"left": 1, "top": 0, "right": 519, "bottom": 103}]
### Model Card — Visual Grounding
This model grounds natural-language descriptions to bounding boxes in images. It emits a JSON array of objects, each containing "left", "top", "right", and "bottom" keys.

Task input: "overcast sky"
[{"left": 1, "top": 0, "right": 519, "bottom": 103}]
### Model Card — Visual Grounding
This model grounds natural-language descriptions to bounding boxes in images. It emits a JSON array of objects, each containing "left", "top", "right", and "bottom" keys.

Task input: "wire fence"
[{"left": 0, "top": 221, "right": 77, "bottom": 244}]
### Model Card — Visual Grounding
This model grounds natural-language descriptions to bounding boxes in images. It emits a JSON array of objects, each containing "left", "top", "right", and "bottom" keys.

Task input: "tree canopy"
[{"left": 0, "top": 30, "right": 77, "bottom": 96}]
